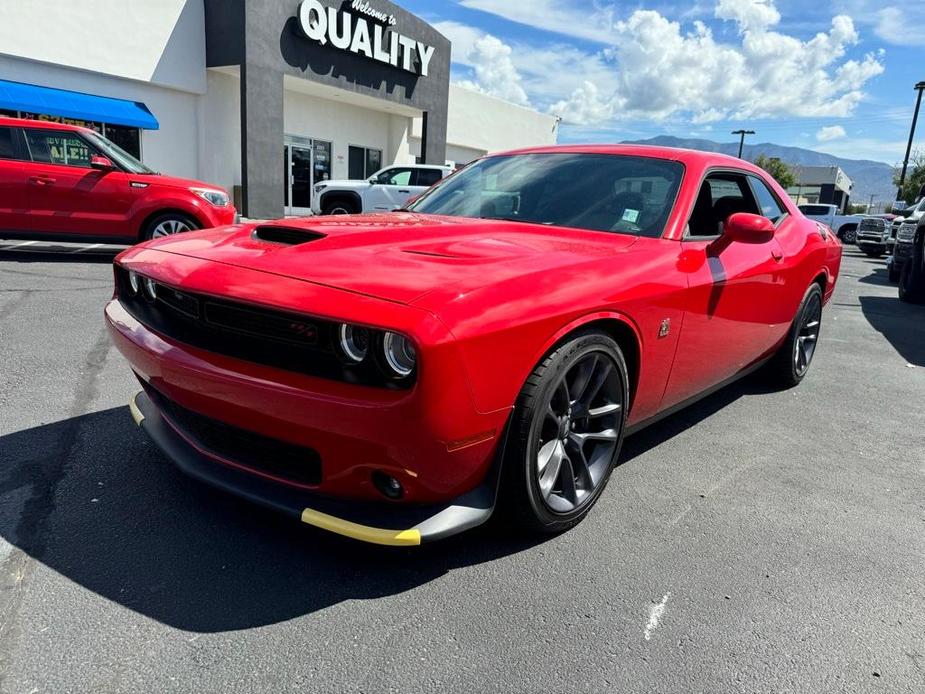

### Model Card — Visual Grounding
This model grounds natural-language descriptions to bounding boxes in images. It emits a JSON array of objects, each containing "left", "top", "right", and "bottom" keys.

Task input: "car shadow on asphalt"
[
  {"left": 0, "top": 249, "right": 121, "bottom": 264},
  {"left": 0, "top": 374, "right": 778, "bottom": 634},
  {"left": 858, "top": 295, "right": 925, "bottom": 367}
]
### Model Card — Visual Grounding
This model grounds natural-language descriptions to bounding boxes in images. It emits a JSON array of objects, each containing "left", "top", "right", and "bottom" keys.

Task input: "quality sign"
[{"left": 297, "top": 0, "right": 437, "bottom": 77}]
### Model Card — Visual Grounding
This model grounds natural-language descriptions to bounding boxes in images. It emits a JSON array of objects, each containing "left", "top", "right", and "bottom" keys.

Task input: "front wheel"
[
  {"left": 143, "top": 212, "right": 199, "bottom": 241},
  {"left": 501, "top": 332, "right": 628, "bottom": 534},
  {"left": 888, "top": 262, "right": 901, "bottom": 283},
  {"left": 766, "top": 283, "right": 823, "bottom": 388},
  {"left": 841, "top": 227, "right": 857, "bottom": 244}
]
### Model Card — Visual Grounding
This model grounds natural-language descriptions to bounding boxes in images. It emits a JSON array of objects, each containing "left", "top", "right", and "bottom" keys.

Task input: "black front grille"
[
  {"left": 115, "top": 267, "right": 410, "bottom": 389},
  {"left": 860, "top": 219, "right": 885, "bottom": 232},
  {"left": 141, "top": 380, "right": 322, "bottom": 487}
]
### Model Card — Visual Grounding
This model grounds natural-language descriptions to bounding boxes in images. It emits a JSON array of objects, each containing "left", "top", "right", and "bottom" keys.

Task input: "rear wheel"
[
  {"left": 899, "top": 241, "right": 925, "bottom": 304},
  {"left": 501, "top": 332, "right": 628, "bottom": 534},
  {"left": 143, "top": 212, "right": 199, "bottom": 241},
  {"left": 766, "top": 283, "right": 823, "bottom": 388}
]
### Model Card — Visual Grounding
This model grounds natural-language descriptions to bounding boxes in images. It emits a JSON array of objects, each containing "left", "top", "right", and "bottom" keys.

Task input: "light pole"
[
  {"left": 897, "top": 81, "right": 925, "bottom": 202},
  {"left": 732, "top": 129, "right": 755, "bottom": 159}
]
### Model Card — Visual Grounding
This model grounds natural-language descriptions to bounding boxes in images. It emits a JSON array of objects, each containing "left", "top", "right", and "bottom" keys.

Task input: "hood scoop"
[{"left": 252, "top": 225, "right": 327, "bottom": 246}]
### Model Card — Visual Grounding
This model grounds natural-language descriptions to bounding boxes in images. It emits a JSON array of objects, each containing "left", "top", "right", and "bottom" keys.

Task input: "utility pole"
[
  {"left": 732, "top": 129, "right": 755, "bottom": 159},
  {"left": 869, "top": 193, "right": 876, "bottom": 213},
  {"left": 897, "top": 81, "right": 925, "bottom": 202}
]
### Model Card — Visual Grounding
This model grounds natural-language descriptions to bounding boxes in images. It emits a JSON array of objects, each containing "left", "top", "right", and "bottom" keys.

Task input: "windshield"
[
  {"left": 84, "top": 130, "right": 156, "bottom": 175},
  {"left": 406, "top": 153, "right": 684, "bottom": 237}
]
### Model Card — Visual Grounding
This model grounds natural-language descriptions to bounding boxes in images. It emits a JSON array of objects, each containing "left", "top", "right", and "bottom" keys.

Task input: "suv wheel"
[
  {"left": 899, "top": 242, "right": 925, "bottom": 304},
  {"left": 841, "top": 227, "right": 857, "bottom": 244},
  {"left": 143, "top": 213, "right": 199, "bottom": 241},
  {"left": 322, "top": 198, "right": 359, "bottom": 215}
]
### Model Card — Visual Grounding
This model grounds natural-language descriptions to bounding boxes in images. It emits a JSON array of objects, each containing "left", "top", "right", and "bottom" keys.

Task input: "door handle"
[
  {"left": 29, "top": 175, "right": 56, "bottom": 186},
  {"left": 398, "top": 189, "right": 410, "bottom": 194}
]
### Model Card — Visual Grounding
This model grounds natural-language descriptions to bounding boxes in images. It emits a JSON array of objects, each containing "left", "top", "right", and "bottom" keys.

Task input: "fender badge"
[{"left": 658, "top": 319, "right": 671, "bottom": 339}]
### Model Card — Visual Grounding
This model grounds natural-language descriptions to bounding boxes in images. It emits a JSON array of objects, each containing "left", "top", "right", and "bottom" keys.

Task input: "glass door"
[{"left": 284, "top": 137, "right": 333, "bottom": 216}]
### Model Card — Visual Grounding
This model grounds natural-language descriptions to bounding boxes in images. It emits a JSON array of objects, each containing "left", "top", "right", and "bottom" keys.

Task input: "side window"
[
  {"left": 0, "top": 127, "right": 21, "bottom": 160},
  {"left": 378, "top": 168, "right": 413, "bottom": 186},
  {"left": 24, "top": 130, "right": 96, "bottom": 167},
  {"left": 749, "top": 176, "right": 785, "bottom": 223},
  {"left": 687, "top": 173, "right": 760, "bottom": 238},
  {"left": 414, "top": 169, "right": 443, "bottom": 187}
]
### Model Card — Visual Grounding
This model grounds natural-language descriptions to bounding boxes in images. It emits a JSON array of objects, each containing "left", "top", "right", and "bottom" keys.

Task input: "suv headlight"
[
  {"left": 314, "top": 183, "right": 327, "bottom": 193},
  {"left": 898, "top": 224, "right": 917, "bottom": 242},
  {"left": 191, "top": 187, "right": 229, "bottom": 207}
]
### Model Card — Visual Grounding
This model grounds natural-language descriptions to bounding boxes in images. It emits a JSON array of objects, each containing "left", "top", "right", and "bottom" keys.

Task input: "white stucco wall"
[
  {"left": 0, "top": 54, "right": 201, "bottom": 180},
  {"left": 197, "top": 70, "right": 242, "bottom": 197},
  {"left": 0, "top": 0, "right": 206, "bottom": 94},
  {"left": 412, "top": 85, "right": 559, "bottom": 165}
]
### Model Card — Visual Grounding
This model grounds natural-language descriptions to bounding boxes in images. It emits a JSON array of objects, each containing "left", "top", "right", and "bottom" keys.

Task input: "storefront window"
[{"left": 348, "top": 145, "right": 383, "bottom": 179}]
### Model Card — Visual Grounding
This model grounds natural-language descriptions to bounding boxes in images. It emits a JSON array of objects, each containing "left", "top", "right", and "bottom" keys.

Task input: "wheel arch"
[
  {"left": 530, "top": 312, "right": 643, "bottom": 415},
  {"left": 320, "top": 190, "right": 362, "bottom": 213}
]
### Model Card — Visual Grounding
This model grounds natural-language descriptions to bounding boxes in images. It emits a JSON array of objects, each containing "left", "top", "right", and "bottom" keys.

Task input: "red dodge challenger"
[{"left": 105, "top": 146, "right": 842, "bottom": 546}]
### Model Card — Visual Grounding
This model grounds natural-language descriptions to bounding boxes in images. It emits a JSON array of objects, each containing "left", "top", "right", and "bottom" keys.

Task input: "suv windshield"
[
  {"left": 407, "top": 153, "right": 684, "bottom": 237},
  {"left": 84, "top": 130, "right": 156, "bottom": 175}
]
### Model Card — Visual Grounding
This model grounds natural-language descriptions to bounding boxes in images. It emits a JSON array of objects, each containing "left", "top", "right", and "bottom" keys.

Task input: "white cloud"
[
  {"left": 715, "top": 0, "right": 781, "bottom": 33},
  {"left": 443, "top": 2, "right": 885, "bottom": 128},
  {"left": 874, "top": 7, "right": 925, "bottom": 46},
  {"left": 433, "top": 23, "right": 530, "bottom": 106},
  {"left": 816, "top": 125, "right": 847, "bottom": 141}
]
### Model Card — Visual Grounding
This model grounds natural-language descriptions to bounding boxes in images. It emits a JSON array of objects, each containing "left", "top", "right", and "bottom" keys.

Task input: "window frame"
[
  {"left": 683, "top": 168, "right": 764, "bottom": 241},
  {"left": 746, "top": 174, "right": 790, "bottom": 226},
  {"left": 413, "top": 168, "right": 444, "bottom": 187}
]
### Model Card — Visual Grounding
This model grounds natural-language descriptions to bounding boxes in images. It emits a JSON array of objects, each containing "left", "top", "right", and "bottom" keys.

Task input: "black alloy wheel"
[
  {"left": 766, "top": 283, "right": 824, "bottom": 388},
  {"left": 503, "top": 332, "right": 628, "bottom": 533}
]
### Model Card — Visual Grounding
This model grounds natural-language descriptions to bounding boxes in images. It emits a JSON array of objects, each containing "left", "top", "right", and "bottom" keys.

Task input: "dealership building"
[{"left": 0, "top": 0, "right": 558, "bottom": 218}]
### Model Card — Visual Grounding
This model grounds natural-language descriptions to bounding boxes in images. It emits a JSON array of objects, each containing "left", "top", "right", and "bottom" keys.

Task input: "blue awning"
[{"left": 0, "top": 79, "right": 159, "bottom": 130}]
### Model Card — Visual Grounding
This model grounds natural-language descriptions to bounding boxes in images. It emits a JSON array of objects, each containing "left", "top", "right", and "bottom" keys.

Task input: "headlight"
[
  {"left": 314, "top": 183, "right": 327, "bottom": 193},
  {"left": 382, "top": 332, "right": 417, "bottom": 378},
  {"left": 898, "top": 224, "right": 917, "bottom": 242},
  {"left": 143, "top": 277, "right": 158, "bottom": 301},
  {"left": 191, "top": 187, "right": 229, "bottom": 207},
  {"left": 338, "top": 323, "right": 371, "bottom": 363},
  {"left": 128, "top": 271, "right": 140, "bottom": 295}
]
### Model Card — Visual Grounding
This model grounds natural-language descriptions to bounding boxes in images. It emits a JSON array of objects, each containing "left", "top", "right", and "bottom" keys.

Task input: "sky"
[{"left": 397, "top": 0, "right": 925, "bottom": 165}]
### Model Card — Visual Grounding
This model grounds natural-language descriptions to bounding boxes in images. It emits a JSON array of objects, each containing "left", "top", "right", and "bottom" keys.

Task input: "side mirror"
[
  {"left": 722, "top": 212, "right": 775, "bottom": 243},
  {"left": 90, "top": 155, "right": 115, "bottom": 172},
  {"left": 367, "top": 176, "right": 378, "bottom": 185}
]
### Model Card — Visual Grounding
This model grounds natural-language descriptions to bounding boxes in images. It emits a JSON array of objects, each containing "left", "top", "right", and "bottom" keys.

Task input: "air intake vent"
[{"left": 252, "top": 226, "right": 326, "bottom": 245}]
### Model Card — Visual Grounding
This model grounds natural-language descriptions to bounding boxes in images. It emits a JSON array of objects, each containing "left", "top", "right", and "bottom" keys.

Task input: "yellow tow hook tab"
[
  {"left": 300, "top": 508, "right": 422, "bottom": 546},
  {"left": 129, "top": 392, "right": 145, "bottom": 426}
]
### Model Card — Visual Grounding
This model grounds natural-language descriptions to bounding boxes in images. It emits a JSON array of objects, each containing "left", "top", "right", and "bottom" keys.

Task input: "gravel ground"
[{"left": 0, "top": 243, "right": 923, "bottom": 693}]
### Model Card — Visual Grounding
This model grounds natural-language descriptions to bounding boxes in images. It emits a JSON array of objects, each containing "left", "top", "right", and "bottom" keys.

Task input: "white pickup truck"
[
  {"left": 311, "top": 164, "right": 454, "bottom": 216},
  {"left": 798, "top": 204, "right": 860, "bottom": 244}
]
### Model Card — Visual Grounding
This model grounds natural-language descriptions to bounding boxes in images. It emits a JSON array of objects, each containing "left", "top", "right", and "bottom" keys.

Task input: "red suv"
[{"left": 0, "top": 117, "right": 236, "bottom": 243}]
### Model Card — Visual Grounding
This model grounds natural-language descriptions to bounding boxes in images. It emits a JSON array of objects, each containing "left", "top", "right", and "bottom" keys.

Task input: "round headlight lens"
[
  {"left": 339, "top": 323, "right": 370, "bottom": 363},
  {"left": 383, "top": 332, "right": 416, "bottom": 378},
  {"left": 143, "top": 277, "right": 158, "bottom": 301},
  {"left": 128, "top": 271, "right": 140, "bottom": 295}
]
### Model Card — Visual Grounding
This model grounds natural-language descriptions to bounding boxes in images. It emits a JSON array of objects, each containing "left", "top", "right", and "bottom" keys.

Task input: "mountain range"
[{"left": 621, "top": 136, "right": 897, "bottom": 208}]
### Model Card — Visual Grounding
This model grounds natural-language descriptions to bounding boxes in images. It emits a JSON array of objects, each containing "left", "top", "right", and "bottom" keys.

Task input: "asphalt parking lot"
[{"left": 1, "top": 242, "right": 923, "bottom": 693}]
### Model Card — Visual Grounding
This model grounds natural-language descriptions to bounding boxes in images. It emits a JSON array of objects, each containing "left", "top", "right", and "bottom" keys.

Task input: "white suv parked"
[{"left": 311, "top": 164, "right": 453, "bottom": 216}]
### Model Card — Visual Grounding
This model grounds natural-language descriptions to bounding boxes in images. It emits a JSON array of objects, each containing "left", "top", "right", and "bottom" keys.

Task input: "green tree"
[
  {"left": 893, "top": 150, "right": 925, "bottom": 204},
  {"left": 754, "top": 155, "right": 797, "bottom": 189}
]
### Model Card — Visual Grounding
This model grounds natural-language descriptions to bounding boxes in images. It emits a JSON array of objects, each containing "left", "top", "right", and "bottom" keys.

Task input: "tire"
[
  {"left": 500, "top": 331, "right": 629, "bottom": 534},
  {"left": 888, "top": 263, "right": 901, "bottom": 283},
  {"left": 143, "top": 212, "right": 199, "bottom": 241},
  {"left": 766, "top": 283, "right": 824, "bottom": 388},
  {"left": 321, "top": 198, "right": 359, "bottom": 215},
  {"left": 899, "top": 242, "right": 925, "bottom": 304},
  {"left": 841, "top": 227, "right": 856, "bottom": 244}
]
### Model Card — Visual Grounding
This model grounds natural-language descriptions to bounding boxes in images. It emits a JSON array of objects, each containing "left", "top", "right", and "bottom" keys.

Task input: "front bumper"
[{"left": 129, "top": 391, "right": 499, "bottom": 545}]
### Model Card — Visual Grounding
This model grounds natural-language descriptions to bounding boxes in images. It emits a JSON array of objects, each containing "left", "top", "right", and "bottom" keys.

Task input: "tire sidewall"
[
  {"left": 322, "top": 200, "right": 357, "bottom": 215},
  {"left": 509, "top": 333, "right": 629, "bottom": 532}
]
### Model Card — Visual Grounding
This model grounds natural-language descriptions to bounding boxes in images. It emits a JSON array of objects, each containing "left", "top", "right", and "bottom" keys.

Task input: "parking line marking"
[{"left": 644, "top": 593, "right": 671, "bottom": 641}]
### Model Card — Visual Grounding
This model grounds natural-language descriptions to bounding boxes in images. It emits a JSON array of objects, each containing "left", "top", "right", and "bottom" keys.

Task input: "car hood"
[
  {"left": 316, "top": 179, "right": 369, "bottom": 191},
  {"left": 142, "top": 213, "right": 638, "bottom": 305}
]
